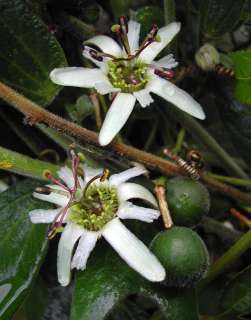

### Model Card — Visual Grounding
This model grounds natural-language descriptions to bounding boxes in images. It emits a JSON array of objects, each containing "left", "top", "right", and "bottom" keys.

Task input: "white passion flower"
[
  {"left": 29, "top": 156, "right": 165, "bottom": 286},
  {"left": 50, "top": 17, "right": 206, "bottom": 146}
]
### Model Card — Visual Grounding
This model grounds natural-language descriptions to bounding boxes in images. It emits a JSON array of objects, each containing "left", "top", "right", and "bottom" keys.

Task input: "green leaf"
[
  {"left": 0, "top": 0, "right": 67, "bottom": 106},
  {"left": 136, "top": 6, "right": 164, "bottom": 39},
  {"left": 200, "top": 0, "right": 246, "bottom": 37},
  {"left": 70, "top": 245, "right": 145, "bottom": 320},
  {"left": 0, "top": 180, "right": 52, "bottom": 319},
  {"left": 221, "top": 265, "right": 251, "bottom": 316},
  {"left": 229, "top": 50, "right": 251, "bottom": 105},
  {"left": 71, "top": 241, "right": 199, "bottom": 320}
]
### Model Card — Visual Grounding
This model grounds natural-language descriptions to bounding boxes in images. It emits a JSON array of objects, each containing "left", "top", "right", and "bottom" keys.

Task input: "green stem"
[
  {"left": 163, "top": 104, "right": 248, "bottom": 179},
  {"left": 207, "top": 173, "right": 251, "bottom": 188},
  {"left": 172, "top": 127, "right": 185, "bottom": 154},
  {"left": 0, "top": 146, "right": 59, "bottom": 180},
  {"left": 198, "top": 229, "right": 251, "bottom": 290}
]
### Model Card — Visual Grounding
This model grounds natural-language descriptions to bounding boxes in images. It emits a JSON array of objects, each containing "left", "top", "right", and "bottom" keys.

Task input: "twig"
[
  {"left": 1, "top": 81, "right": 251, "bottom": 205},
  {"left": 230, "top": 208, "right": 251, "bottom": 228},
  {"left": 154, "top": 185, "right": 173, "bottom": 228}
]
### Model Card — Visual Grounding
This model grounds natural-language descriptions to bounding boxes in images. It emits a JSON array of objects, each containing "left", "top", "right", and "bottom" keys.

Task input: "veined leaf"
[
  {"left": 229, "top": 49, "right": 251, "bottom": 105},
  {"left": 200, "top": 0, "right": 246, "bottom": 37},
  {"left": 0, "top": 180, "right": 52, "bottom": 319},
  {"left": 0, "top": 0, "right": 67, "bottom": 106}
]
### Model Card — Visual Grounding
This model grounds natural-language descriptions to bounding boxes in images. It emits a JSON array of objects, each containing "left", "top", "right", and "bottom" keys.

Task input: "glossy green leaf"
[
  {"left": 219, "top": 84, "right": 251, "bottom": 163},
  {"left": 221, "top": 265, "right": 251, "bottom": 316},
  {"left": 0, "top": 0, "right": 67, "bottom": 106},
  {"left": 229, "top": 50, "right": 251, "bottom": 105},
  {"left": 0, "top": 180, "right": 52, "bottom": 319},
  {"left": 200, "top": 0, "right": 246, "bottom": 37},
  {"left": 71, "top": 240, "right": 199, "bottom": 320},
  {"left": 70, "top": 245, "right": 145, "bottom": 320}
]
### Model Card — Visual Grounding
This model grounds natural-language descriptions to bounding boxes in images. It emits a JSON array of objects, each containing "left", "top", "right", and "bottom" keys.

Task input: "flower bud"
[{"left": 195, "top": 43, "right": 220, "bottom": 71}]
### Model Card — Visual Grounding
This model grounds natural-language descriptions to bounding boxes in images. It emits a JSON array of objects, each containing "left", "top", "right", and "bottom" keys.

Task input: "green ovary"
[
  {"left": 69, "top": 184, "right": 119, "bottom": 231},
  {"left": 108, "top": 61, "right": 148, "bottom": 93}
]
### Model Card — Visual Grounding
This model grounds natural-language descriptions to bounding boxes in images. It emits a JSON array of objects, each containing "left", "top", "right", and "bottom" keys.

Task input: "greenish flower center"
[
  {"left": 107, "top": 60, "right": 148, "bottom": 93},
  {"left": 69, "top": 184, "right": 119, "bottom": 231}
]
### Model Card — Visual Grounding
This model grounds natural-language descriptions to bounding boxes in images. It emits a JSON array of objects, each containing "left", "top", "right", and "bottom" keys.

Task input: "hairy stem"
[{"left": 1, "top": 81, "right": 251, "bottom": 205}]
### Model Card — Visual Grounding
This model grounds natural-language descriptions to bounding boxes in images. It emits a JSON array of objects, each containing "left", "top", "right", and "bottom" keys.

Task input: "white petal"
[
  {"left": 57, "top": 222, "right": 84, "bottom": 286},
  {"left": 94, "top": 82, "right": 120, "bottom": 95},
  {"left": 50, "top": 67, "right": 109, "bottom": 88},
  {"left": 57, "top": 166, "right": 74, "bottom": 189},
  {"left": 82, "top": 46, "right": 107, "bottom": 72},
  {"left": 153, "top": 54, "right": 179, "bottom": 69},
  {"left": 128, "top": 20, "right": 141, "bottom": 52},
  {"left": 117, "top": 201, "right": 160, "bottom": 223},
  {"left": 33, "top": 191, "right": 69, "bottom": 207},
  {"left": 109, "top": 166, "right": 146, "bottom": 186},
  {"left": 29, "top": 208, "right": 61, "bottom": 224},
  {"left": 133, "top": 89, "right": 154, "bottom": 108},
  {"left": 117, "top": 182, "right": 158, "bottom": 207},
  {"left": 82, "top": 164, "right": 104, "bottom": 183},
  {"left": 102, "top": 218, "right": 165, "bottom": 282},
  {"left": 85, "top": 35, "right": 122, "bottom": 57},
  {"left": 98, "top": 93, "right": 136, "bottom": 146},
  {"left": 149, "top": 76, "right": 206, "bottom": 120},
  {"left": 139, "top": 22, "right": 181, "bottom": 63},
  {"left": 71, "top": 230, "right": 99, "bottom": 270}
]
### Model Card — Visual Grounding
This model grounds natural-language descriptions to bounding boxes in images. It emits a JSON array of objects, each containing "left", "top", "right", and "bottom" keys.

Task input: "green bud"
[{"left": 195, "top": 43, "right": 220, "bottom": 71}]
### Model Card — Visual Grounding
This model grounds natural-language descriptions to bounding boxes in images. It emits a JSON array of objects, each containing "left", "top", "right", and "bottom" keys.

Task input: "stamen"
[
  {"left": 35, "top": 186, "right": 51, "bottom": 195},
  {"left": 82, "top": 45, "right": 117, "bottom": 61},
  {"left": 44, "top": 171, "right": 70, "bottom": 192},
  {"left": 118, "top": 16, "right": 131, "bottom": 55},
  {"left": 83, "top": 169, "right": 109, "bottom": 197},
  {"left": 154, "top": 68, "right": 175, "bottom": 79},
  {"left": 133, "top": 24, "right": 159, "bottom": 59}
]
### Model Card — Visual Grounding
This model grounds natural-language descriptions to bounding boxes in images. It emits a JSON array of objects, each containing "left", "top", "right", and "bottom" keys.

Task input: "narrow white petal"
[
  {"left": 133, "top": 89, "right": 154, "bottom": 108},
  {"left": 57, "top": 166, "right": 74, "bottom": 189},
  {"left": 29, "top": 208, "right": 61, "bottom": 224},
  {"left": 98, "top": 93, "right": 136, "bottom": 146},
  {"left": 33, "top": 191, "right": 69, "bottom": 207},
  {"left": 117, "top": 183, "right": 158, "bottom": 207},
  {"left": 50, "top": 67, "right": 109, "bottom": 88},
  {"left": 82, "top": 46, "right": 107, "bottom": 72},
  {"left": 82, "top": 164, "right": 104, "bottom": 183},
  {"left": 85, "top": 35, "right": 122, "bottom": 57},
  {"left": 149, "top": 76, "right": 206, "bottom": 120},
  {"left": 102, "top": 218, "right": 165, "bottom": 282},
  {"left": 57, "top": 223, "right": 84, "bottom": 286},
  {"left": 71, "top": 231, "right": 99, "bottom": 270},
  {"left": 139, "top": 22, "right": 181, "bottom": 63},
  {"left": 153, "top": 54, "right": 179, "bottom": 69},
  {"left": 128, "top": 20, "right": 141, "bottom": 52},
  {"left": 109, "top": 166, "right": 146, "bottom": 187},
  {"left": 94, "top": 82, "right": 120, "bottom": 95},
  {"left": 117, "top": 201, "right": 160, "bottom": 223}
]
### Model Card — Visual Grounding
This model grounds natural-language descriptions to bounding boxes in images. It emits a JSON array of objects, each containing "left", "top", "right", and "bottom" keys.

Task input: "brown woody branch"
[{"left": 1, "top": 81, "right": 251, "bottom": 205}]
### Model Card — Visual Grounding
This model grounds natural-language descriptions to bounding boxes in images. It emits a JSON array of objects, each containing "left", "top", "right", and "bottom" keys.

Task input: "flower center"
[
  {"left": 69, "top": 184, "right": 119, "bottom": 231},
  {"left": 107, "top": 61, "right": 148, "bottom": 93}
]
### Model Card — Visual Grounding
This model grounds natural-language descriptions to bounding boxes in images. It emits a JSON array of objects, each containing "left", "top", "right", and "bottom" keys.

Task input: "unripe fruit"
[
  {"left": 150, "top": 227, "right": 209, "bottom": 287},
  {"left": 167, "top": 177, "right": 210, "bottom": 227}
]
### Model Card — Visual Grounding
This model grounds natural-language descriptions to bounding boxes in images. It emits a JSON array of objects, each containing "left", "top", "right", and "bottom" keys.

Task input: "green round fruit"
[
  {"left": 167, "top": 177, "right": 210, "bottom": 227},
  {"left": 150, "top": 227, "right": 209, "bottom": 287}
]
